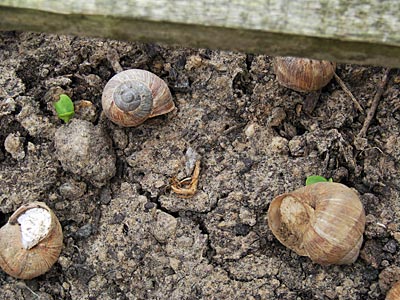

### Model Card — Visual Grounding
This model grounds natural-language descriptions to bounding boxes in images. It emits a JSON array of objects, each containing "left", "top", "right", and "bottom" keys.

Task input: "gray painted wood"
[{"left": 0, "top": 0, "right": 399, "bottom": 66}]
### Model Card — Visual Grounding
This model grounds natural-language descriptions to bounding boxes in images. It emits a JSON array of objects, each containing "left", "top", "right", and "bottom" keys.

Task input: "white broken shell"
[{"left": 0, "top": 202, "right": 63, "bottom": 279}]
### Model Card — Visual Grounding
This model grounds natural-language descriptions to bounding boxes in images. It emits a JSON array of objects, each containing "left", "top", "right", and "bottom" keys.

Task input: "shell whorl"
[
  {"left": 102, "top": 69, "right": 175, "bottom": 127},
  {"left": 267, "top": 182, "right": 365, "bottom": 265},
  {"left": 273, "top": 57, "right": 336, "bottom": 92},
  {"left": 113, "top": 80, "right": 153, "bottom": 113}
]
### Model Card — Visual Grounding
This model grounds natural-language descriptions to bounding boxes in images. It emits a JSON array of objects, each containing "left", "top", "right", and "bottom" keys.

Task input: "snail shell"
[
  {"left": 0, "top": 202, "right": 63, "bottom": 279},
  {"left": 267, "top": 182, "right": 365, "bottom": 265},
  {"left": 102, "top": 69, "right": 175, "bottom": 127},
  {"left": 386, "top": 281, "right": 400, "bottom": 300},
  {"left": 273, "top": 57, "right": 336, "bottom": 92}
]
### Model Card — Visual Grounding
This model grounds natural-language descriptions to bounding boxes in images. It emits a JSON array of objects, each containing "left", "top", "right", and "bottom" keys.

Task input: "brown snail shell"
[
  {"left": 102, "top": 69, "right": 175, "bottom": 127},
  {"left": 273, "top": 57, "right": 336, "bottom": 92},
  {"left": 267, "top": 182, "right": 365, "bottom": 265},
  {"left": 386, "top": 281, "right": 400, "bottom": 300},
  {"left": 0, "top": 202, "right": 63, "bottom": 279}
]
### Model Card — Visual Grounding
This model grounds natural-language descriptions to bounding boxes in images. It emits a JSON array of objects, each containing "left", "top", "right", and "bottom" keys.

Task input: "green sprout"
[
  {"left": 305, "top": 175, "right": 333, "bottom": 186},
  {"left": 54, "top": 94, "right": 74, "bottom": 123}
]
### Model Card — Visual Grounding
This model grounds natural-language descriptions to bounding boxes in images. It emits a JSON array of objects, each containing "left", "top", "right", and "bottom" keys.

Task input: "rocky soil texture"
[{"left": 0, "top": 31, "right": 399, "bottom": 299}]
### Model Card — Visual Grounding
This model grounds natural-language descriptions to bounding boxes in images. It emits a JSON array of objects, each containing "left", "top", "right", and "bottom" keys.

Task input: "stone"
[{"left": 54, "top": 119, "right": 116, "bottom": 187}]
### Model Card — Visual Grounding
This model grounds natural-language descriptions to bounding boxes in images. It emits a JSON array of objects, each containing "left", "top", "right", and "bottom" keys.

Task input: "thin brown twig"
[
  {"left": 334, "top": 73, "right": 364, "bottom": 113},
  {"left": 170, "top": 160, "right": 201, "bottom": 198},
  {"left": 357, "top": 68, "right": 391, "bottom": 138}
]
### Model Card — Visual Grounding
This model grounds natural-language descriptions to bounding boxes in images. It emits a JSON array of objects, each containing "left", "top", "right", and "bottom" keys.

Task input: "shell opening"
[
  {"left": 268, "top": 183, "right": 366, "bottom": 265},
  {"left": 17, "top": 207, "right": 52, "bottom": 250},
  {"left": 113, "top": 81, "right": 152, "bottom": 112},
  {"left": 277, "top": 196, "right": 314, "bottom": 255}
]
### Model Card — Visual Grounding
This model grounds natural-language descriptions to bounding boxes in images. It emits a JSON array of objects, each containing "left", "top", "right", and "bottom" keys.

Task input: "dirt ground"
[{"left": 0, "top": 31, "right": 399, "bottom": 300}]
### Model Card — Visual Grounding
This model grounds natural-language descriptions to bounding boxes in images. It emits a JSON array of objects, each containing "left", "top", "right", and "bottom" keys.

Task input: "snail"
[
  {"left": 267, "top": 182, "right": 365, "bottom": 265},
  {"left": 101, "top": 69, "right": 175, "bottom": 127},
  {"left": 273, "top": 56, "right": 336, "bottom": 92},
  {"left": 386, "top": 281, "right": 400, "bottom": 300},
  {"left": 0, "top": 202, "right": 63, "bottom": 279}
]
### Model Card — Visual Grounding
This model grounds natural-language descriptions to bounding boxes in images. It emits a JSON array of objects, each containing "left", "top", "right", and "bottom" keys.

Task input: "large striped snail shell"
[
  {"left": 102, "top": 69, "right": 175, "bottom": 127},
  {"left": 273, "top": 57, "right": 336, "bottom": 92},
  {"left": 267, "top": 182, "right": 365, "bottom": 265},
  {"left": 0, "top": 202, "right": 63, "bottom": 279}
]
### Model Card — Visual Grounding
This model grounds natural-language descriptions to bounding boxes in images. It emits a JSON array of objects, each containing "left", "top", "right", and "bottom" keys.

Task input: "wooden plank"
[{"left": 0, "top": 0, "right": 400, "bottom": 67}]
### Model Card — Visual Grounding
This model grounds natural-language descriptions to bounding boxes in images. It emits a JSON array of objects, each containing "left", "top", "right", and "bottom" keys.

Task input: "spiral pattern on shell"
[
  {"left": 0, "top": 202, "right": 63, "bottom": 279},
  {"left": 267, "top": 182, "right": 365, "bottom": 265},
  {"left": 273, "top": 57, "right": 336, "bottom": 92},
  {"left": 102, "top": 69, "right": 175, "bottom": 127}
]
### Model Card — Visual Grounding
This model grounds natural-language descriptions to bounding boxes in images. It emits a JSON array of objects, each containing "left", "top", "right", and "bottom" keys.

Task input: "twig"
[
  {"left": 334, "top": 73, "right": 364, "bottom": 113},
  {"left": 357, "top": 68, "right": 391, "bottom": 138},
  {"left": 16, "top": 282, "right": 40, "bottom": 299},
  {"left": 170, "top": 160, "right": 201, "bottom": 198}
]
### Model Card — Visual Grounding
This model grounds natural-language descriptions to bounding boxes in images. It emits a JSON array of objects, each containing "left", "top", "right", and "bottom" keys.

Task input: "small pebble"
[
  {"left": 383, "top": 240, "right": 397, "bottom": 254},
  {"left": 151, "top": 211, "right": 177, "bottom": 242},
  {"left": 75, "top": 224, "right": 93, "bottom": 239},
  {"left": 244, "top": 123, "right": 256, "bottom": 137},
  {"left": 74, "top": 100, "right": 97, "bottom": 123},
  {"left": 59, "top": 180, "right": 86, "bottom": 200},
  {"left": 4, "top": 133, "right": 25, "bottom": 160}
]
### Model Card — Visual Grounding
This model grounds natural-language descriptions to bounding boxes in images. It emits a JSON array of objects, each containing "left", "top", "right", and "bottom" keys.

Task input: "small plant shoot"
[
  {"left": 306, "top": 175, "right": 333, "bottom": 186},
  {"left": 54, "top": 94, "right": 74, "bottom": 123}
]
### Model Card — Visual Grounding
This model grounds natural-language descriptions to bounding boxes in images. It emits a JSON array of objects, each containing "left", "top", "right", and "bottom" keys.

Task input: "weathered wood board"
[{"left": 0, "top": 0, "right": 399, "bottom": 66}]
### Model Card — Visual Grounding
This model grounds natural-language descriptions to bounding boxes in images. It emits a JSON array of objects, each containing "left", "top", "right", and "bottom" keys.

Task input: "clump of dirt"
[
  {"left": 0, "top": 31, "right": 399, "bottom": 299},
  {"left": 54, "top": 119, "right": 116, "bottom": 187}
]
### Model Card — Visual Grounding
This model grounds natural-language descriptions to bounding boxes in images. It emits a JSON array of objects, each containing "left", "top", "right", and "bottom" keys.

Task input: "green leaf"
[
  {"left": 305, "top": 175, "right": 333, "bottom": 186},
  {"left": 54, "top": 94, "right": 74, "bottom": 123}
]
